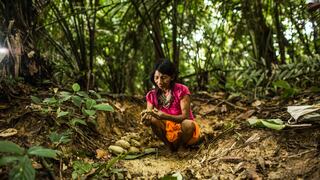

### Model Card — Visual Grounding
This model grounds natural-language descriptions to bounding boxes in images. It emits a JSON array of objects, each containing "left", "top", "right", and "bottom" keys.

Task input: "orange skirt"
[{"left": 165, "top": 120, "right": 200, "bottom": 145}]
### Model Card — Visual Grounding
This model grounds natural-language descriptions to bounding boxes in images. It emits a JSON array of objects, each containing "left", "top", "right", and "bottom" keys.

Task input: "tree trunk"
[
  {"left": 289, "top": 4, "right": 313, "bottom": 57},
  {"left": 242, "top": 0, "right": 277, "bottom": 71},
  {"left": 274, "top": 1, "right": 286, "bottom": 64},
  {"left": 312, "top": 21, "right": 320, "bottom": 54},
  {"left": 0, "top": 0, "right": 43, "bottom": 81},
  {"left": 172, "top": 0, "right": 180, "bottom": 73}
]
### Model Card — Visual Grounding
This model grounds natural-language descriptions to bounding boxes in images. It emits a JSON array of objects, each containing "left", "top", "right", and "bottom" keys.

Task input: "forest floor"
[{"left": 1, "top": 87, "right": 320, "bottom": 179}]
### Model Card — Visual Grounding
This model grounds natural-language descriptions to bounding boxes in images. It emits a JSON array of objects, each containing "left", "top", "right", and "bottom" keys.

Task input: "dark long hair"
[{"left": 150, "top": 59, "right": 177, "bottom": 103}]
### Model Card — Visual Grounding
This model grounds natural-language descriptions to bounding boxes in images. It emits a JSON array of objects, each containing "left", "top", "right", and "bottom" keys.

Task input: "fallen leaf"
[
  {"left": 252, "top": 100, "right": 262, "bottom": 107},
  {"left": 0, "top": 128, "right": 18, "bottom": 137},
  {"left": 221, "top": 104, "right": 228, "bottom": 113},
  {"left": 236, "top": 110, "right": 256, "bottom": 120},
  {"left": 113, "top": 127, "right": 122, "bottom": 136},
  {"left": 32, "top": 161, "right": 42, "bottom": 169},
  {"left": 96, "top": 149, "right": 108, "bottom": 159}
]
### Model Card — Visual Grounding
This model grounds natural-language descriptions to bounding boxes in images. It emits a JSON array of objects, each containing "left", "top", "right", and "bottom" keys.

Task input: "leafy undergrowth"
[{"left": 1, "top": 87, "right": 320, "bottom": 179}]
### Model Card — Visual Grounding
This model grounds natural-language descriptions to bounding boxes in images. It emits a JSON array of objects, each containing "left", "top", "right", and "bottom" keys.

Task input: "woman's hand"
[
  {"left": 150, "top": 109, "right": 165, "bottom": 119},
  {"left": 141, "top": 108, "right": 165, "bottom": 123},
  {"left": 140, "top": 110, "right": 154, "bottom": 126}
]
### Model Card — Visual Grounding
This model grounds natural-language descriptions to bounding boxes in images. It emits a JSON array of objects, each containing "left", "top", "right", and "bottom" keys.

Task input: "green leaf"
[
  {"left": 83, "top": 109, "right": 96, "bottom": 116},
  {"left": 260, "top": 120, "right": 285, "bottom": 131},
  {"left": 30, "top": 96, "right": 41, "bottom": 104},
  {"left": 247, "top": 118, "right": 285, "bottom": 130},
  {"left": 27, "top": 146, "right": 59, "bottom": 158},
  {"left": 59, "top": 91, "right": 72, "bottom": 102},
  {"left": 43, "top": 97, "right": 57, "bottom": 104},
  {"left": 124, "top": 148, "right": 157, "bottom": 160},
  {"left": 266, "top": 119, "right": 284, "bottom": 125},
  {"left": 161, "top": 172, "right": 183, "bottom": 180},
  {"left": 89, "top": 90, "right": 101, "bottom": 99},
  {"left": 93, "top": 104, "right": 114, "bottom": 112},
  {"left": 71, "top": 118, "right": 87, "bottom": 126},
  {"left": 0, "top": 141, "right": 24, "bottom": 155},
  {"left": 76, "top": 91, "right": 89, "bottom": 98},
  {"left": 72, "top": 160, "right": 93, "bottom": 179},
  {"left": 72, "top": 83, "right": 81, "bottom": 92},
  {"left": 57, "top": 110, "right": 69, "bottom": 118},
  {"left": 0, "top": 156, "right": 20, "bottom": 166},
  {"left": 124, "top": 154, "right": 145, "bottom": 160},
  {"left": 144, "top": 148, "right": 157, "bottom": 154},
  {"left": 49, "top": 131, "right": 72, "bottom": 144},
  {"left": 88, "top": 119, "right": 98, "bottom": 126},
  {"left": 94, "top": 154, "right": 126, "bottom": 175},
  {"left": 177, "top": 4, "right": 184, "bottom": 14},
  {"left": 72, "top": 95, "right": 82, "bottom": 107},
  {"left": 247, "top": 118, "right": 259, "bottom": 126},
  {"left": 10, "top": 155, "right": 35, "bottom": 180},
  {"left": 85, "top": 98, "right": 96, "bottom": 110},
  {"left": 273, "top": 80, "right": 291, "bottom": 90}
]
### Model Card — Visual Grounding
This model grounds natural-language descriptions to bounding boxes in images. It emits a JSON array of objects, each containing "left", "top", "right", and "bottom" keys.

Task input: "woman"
[{"left": 141, "top": 59, "right": 200, "bottom": 152}]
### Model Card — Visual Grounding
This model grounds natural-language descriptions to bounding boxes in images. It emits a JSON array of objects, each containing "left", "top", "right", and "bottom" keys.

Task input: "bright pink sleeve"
[
  {"left": 146, "top": 90, "right": 156, "bottom": 105},
  {"left": 177, "top": 84, "right": 191, "bottom": 100}
]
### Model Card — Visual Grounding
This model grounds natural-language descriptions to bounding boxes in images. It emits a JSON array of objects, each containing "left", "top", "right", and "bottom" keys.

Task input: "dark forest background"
[{"left": 0, "top": 0, "right": 319, "bottom": 98}]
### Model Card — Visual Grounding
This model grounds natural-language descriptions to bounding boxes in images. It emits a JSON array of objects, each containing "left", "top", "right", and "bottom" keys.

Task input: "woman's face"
[{"left": 154, "top": 70, "right": 172, "bottom": 90}]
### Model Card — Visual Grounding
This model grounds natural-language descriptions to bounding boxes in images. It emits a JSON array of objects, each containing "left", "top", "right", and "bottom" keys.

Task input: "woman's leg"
[
  {"left": 150, "top": 118, "right": 172, "bottom": 148},
  {"left": 172, "top": 120, "right": 195, "bottom": 151}
]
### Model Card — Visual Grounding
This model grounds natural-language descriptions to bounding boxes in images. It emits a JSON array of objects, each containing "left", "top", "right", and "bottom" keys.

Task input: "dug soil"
[{"left": 1, "top": 91, "right": 320, "bottom": 179}]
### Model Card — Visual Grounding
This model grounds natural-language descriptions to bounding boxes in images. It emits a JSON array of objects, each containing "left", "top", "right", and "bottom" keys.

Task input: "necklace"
[{"left": 159, "top": 90, "right": 173, "bottom": 109}]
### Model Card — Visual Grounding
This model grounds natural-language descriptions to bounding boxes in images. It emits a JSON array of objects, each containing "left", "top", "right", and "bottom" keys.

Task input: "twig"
[
  {"left": 71, "top": 126, "right": 101, "bottom": 151},
  {"left": 4, "top": 109, "right": 32, "bottom": 124},
  {"left": 196, "top": 126, "right": 235, "bottom": 158},
  {"left": 40, "top": 158, "right": 55, "bottom": 180},
  {"left": 59, "top": 159, "right": 63, "bottom": 180},
  {"left": 206, "top": 142, "right": 238, "bottom": 164},
  {"left": 285, "top": 124, "right": 312, "bottom": 128},
  {"left": 287, "top": 149, "right": 317, "bottom": 158},
  {"left": 203, "top": 101, "right": 224, "bottom": 116},
  {"left": 219, "top": 99, "right": 247, "bottom": 111}
]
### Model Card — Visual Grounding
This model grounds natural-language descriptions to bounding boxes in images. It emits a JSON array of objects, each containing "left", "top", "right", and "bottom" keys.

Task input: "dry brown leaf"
[
  {"left": 221, "top": 104, "right": 228, "bottom": 113},
  {"left": 32, "top": 161, "right": 42, "bottom": 169},
  {"left": 113, "top": 126, "right": 122, "bottom": 136},
  {"left": 236, "top": 110, "right": 256, "bottom": 120},
  {"left": 0, "top": 128, "right": 18, "bottom": 137},
  {"left": 96, "top": 149, "right": 108, "bottom": 159},
  {"left": 252, "top": 100, "right": 262, "bottom": 107},
  {"left": 199, "top": 104, "right": 217, "bottom": 115}
]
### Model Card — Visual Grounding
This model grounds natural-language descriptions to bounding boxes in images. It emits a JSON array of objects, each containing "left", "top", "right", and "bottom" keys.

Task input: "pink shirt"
[{"left": 146, "top": 83, "right": 194, "bottom": 120}]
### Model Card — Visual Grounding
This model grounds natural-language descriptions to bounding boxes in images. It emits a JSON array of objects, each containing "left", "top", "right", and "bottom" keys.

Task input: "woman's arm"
[
  {"left": 152, "top": 95, "right": 191, "bottom": 123},
  {"left": 146, "top": 101, "right": 154, "bottom": 111},
  {"left": 141, "top": 102, "right": 154, "bottom": 123}
]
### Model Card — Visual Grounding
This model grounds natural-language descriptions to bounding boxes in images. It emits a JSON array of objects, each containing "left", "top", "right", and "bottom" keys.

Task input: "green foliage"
[
  {"left": 30, "top": 96, "right": 41, "bottom": 104},
  {"left": 0, "top": 141, "right": 59, "bottom": 180},
  {"left": 72, "top": 160, "right": 98, "bottom": 179},
  {"left": 9, "top": 155, "right": 35, "bottom": 180},
  {"left": 0, "top": 141, "right": 24, "bottom": 155},
  {"left": 223, "top": 55, "right": 320, "bottom": 98},
  {"left": 49, "top": 131, "right": 72, "bottom": 146},
  {"left": 72, "top": 83, "right": 81, "bottom": 92},
  {"left": 247, "top": 118, "right": 286, "bottom": 130},
  {"left": 273, "top": 80, "right": 299, "bottom": 98},
  {"left": 1, "top": 0, "right": 317, "bottom": 96},
  {"left": 71, "top": 154, "right": 126, "bottom": 179},
  {"left": 27, "top": 146, "right": 58, "bottom": 158},
  {"left": 70, "top": 118, "right": 87, "bottom": 126},
  {"left": 30, "top": 83, "right": 114, "bottom": 129},
  {"left": 160, "top": 172, "right": 183, "bottom": 180}
]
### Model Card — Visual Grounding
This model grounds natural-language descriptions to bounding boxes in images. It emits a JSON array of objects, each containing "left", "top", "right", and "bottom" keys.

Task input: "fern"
[{"left": 0, "top": 141, "right": 59, "bottom": 180}]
